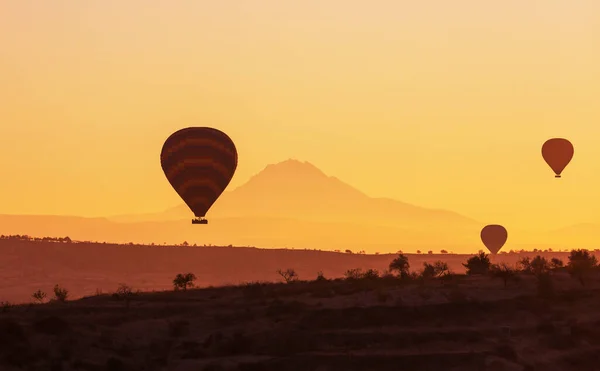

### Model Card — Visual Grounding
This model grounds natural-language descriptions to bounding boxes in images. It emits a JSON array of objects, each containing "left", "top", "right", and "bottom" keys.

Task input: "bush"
[
  {"left": 32, "top": 290, "right": 47, "bottom": 304},
  {"left": 344, "top": 268, "right": 363, "bottom": 280},
  {"left": 53, "top": 285, "right": 68, "bottom": 302},
  {"left": 463, "top": 252, "right": 491, "bottom": 275},
  {"left": 388, "top": 254, "right": 410, "bottom": 278},
  {"left": 173, "top": 273, "right": 197, "bottom": 291},
  {"left": 550, "top": 258, "right": 564, "bottom": 269},
  {"left": 530, "top": 255, "right": 551, "bottom": 276},
  {"left": 421, "top": 261, "right": 449, "bottom": 279},
  {"left": 567, "top": 249, "right": 598, "bottom": 286},
  {"left": 315, "top": 271, "right": 328, "bottom": 282},
  {"left": 361, "top": 268, "right": 380, "bottom": 280},
  {"left": 112, "top": 284, "right": 136, "bottom": 308},
  {"left": 276, "top": 269, "right": 298, "bottom": 283}
]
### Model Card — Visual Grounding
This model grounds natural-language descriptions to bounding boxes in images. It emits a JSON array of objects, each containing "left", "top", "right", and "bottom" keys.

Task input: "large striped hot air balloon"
[{"left": 160, "top": 127, "right": 238, "bottom": 224}]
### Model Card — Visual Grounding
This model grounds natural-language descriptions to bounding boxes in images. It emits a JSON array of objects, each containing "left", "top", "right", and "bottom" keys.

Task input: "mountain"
[
  {"left": 110, "top": 159, "right": 478, "bottom": 231},
  {"left": 0, "top": 160, "right": 594, "bottom": 253}
]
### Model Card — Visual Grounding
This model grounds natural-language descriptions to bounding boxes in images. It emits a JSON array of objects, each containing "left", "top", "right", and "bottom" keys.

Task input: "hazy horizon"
[{"left": 2, "top": 1, "right": 600, "bottom": 234}]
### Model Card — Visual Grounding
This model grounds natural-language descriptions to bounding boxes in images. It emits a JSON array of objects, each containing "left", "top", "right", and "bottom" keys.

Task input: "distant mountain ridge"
[
  {"left": 110, "top": 159, "right": 478, "bottom": 231},
  {"left": 2, "top": 159, "right": 595, "bottom": 252}
]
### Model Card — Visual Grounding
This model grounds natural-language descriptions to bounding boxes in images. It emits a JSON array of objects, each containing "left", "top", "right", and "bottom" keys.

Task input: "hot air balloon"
[
  {"left": 541, "top": 138, "right": 574, "bottom": 178},
  {"left": 480, "top": 224, "right": 507, "bottom": 255},
  {"left": 160, "top": 127, "right": 238, "bottom": 224}
]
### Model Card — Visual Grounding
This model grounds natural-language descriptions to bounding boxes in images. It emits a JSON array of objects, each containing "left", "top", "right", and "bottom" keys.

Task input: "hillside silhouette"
[
  {"left": 2, "top": 236, "right": 600, "bottom": 370},
  {"left": 0, "top": 235, "right": 590, "bottom": 304}
]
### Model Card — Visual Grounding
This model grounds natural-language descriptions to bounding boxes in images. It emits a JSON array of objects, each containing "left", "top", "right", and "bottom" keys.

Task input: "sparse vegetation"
[
  {"left": 490, "top": 263, "right": 517, "bottom": 288},
  {"left": 315, "top": 271, "right": 327, "bottom": 282},
  {"left": 344, "top": 268, "right": 364, "bottom": 280},
  {"left": 32, "top": 289, "right": 47, "bottom": 304},
  {"left": 173, "top": 273, "right": 197, "bottom": 291},
  {"left": 2, "top": 238, "right": 600, "bottom": 370},
  {"left": 421, "top": 261, "right": 450, "bottom": 279},
  {"left": 276, "top": 268, "right": 299, "bottom": 283},
  {"left": 463, "top": 252, "right": 491, "bottom": 275},
  {"left": 567, "top": 249, "right": 598, "bottom": 286},
  {"left": 550, "top": 257, "right": 564, "bottom": 269},
  {"left": 388, "top": 253, "right": 410, "bottom": 279},
  {"left": 52, "top": 284, "right": 68, "bottom": 302}
]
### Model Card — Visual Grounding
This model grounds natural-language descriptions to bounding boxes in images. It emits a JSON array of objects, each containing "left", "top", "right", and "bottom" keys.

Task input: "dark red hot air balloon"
[
  {"left": 542, "top": 138, "right": 574, "bottom": 178},
  {"left": 480, "top": 224, "right": 507, "bottom": 255},
  {"left": 160, "top": 127, "right": 238, "bottom": 224}
]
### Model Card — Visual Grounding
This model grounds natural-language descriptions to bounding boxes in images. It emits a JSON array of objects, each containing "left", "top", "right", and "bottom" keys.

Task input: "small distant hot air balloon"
[
  {"left": 480, "top": 224, "right": 507, "bottom": 255},
  {"left": 160, "top": 127, "right": 238, "bottom": 224},
  {"left": 542, "top": 138, "right": 574, "bottom": 178}
]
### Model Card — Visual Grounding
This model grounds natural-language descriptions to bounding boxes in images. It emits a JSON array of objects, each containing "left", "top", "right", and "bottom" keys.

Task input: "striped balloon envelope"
[{"left": 160, "top": 127, "right": 238, "bottom": 224}]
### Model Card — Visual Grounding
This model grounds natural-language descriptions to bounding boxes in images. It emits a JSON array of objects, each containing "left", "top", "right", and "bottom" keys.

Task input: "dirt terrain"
[
  {"left": 2, "top": 271, "right": 600, "bottom": 371},
  {"left": 0, "top": 238, "right": 578, "bottom": 304}
]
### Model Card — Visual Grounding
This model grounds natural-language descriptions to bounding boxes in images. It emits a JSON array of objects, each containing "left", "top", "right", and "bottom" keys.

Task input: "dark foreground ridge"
[{"left": 2, "top": 272, "right": 600, "bottom": 371}]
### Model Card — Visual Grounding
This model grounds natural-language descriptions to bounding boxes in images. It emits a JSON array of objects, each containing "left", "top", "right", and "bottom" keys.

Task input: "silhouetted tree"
[
  {"left": 113, "top": 283, "right": 136, "bottom": 308},
  {"left": 362, "top": 269, "right": 380, "bottom": 280},
  {"left": 550, "top": 257, "right": 564, "bottom": 270},
  {"left": 315, "top": 271, "right": 327, "bottom": 282},
  {"left": 567, "top": 249, "right": 598, "bottom": 286},
  {"left": 416, "top": 250, "right": 422, "bottom": 254},
  {"left": 490, "top": 263, "right": 517, "bottom": 288},
  {"left": 53, "top": 284, "right": 68, "bottom": 302},
  {"left": 463, "top": 252, "right": 491, "bottom": 275},
  {"left": 440, "top": 250, "right": 448, "bottom": 254},
  {"left": 345, "top": 249, "right": 353, "bottom": 254},
  {"left": 32, "top": 289, "right": 47, "bottom": 304},
  {"left": 516, "top": 257, "right": 532, "bottom": 274},
  {"left": 173, "top": 273, "right": 197, "bottom": 291},
  {"left": 427, "top": 250, "right": 433, "bottom": 255},
  {"left": 389, "top": 254, "right": 410, "bottom": 279},
  {"left": 530, "top": 256, "right": 551, "bottom": 276},
  {"left": 181, "top": 241, "right": 189, "bottom": 247},
  {"left": 276, "top": 268, "right": 298, "bottom": 283},
  {"left": 344, "top": 268, "right": 363, "bottom": 280},
  {"left": 421, "top": 261, "right": 450, "bottom": 279}
]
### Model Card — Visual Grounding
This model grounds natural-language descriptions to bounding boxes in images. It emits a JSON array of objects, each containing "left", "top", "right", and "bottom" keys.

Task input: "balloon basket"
[
  {"left": 192, "top": 217, "right": 208, "bottom": 225},
  {"left": 555, "top": 175, "right": 561, "bottom": 178}
]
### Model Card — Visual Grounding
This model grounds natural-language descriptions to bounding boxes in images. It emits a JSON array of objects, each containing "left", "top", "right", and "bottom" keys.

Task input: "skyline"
[{"left": 1, "top": 1, "right": 600, "bottom": 231}]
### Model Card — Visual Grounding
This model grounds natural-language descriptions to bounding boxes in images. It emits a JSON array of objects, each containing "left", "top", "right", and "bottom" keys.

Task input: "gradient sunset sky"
[{"left": 1, "top": 1, "right": 599, "bottom": 231}]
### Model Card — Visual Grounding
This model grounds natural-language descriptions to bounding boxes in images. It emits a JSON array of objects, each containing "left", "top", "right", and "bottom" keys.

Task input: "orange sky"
[{"left": 1, "top": 1, "right": 599, "bottom": 231}]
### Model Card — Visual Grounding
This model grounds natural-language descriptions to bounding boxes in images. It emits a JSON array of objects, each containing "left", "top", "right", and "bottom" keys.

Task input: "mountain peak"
[{"left": 257, "top": 159, "right": 328, "bottom": 179}]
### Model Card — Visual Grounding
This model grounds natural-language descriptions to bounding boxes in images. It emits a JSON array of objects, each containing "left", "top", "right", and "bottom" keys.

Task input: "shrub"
[
  {"left": 388, "top": 254, "right": 410, "bottom": 278},
  {"left": 276, "top": 269, "right": 298, "bottom": 283},
  {"left": 53, "top": 285, "right": 68, "bottom": 302},
  {"left": 173, "top": 273, "right": 197, "bottom": 291},
  {"left": 567, "top": 249, "right": 598, "bottom": 286},
  {"left": 344, "top": 268, "right": 363, "bottom": 280},
  {"left": 32, "top": 289, "right": 47, "bottom": 304},
  {"left": 530, "top": 255, "right": 551, "bottom": 276},
  {"left": 463, "top": 252, "right": 491, "bottom": 275},
  {"left": 315, "top": 271, "right": 328, "bottom": 282},
  {"left": 550, "top": 258, "right": 564, "bottom": 270},
  {"left": 361, "top": 268, "right": 380, "bottom": 280}
]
